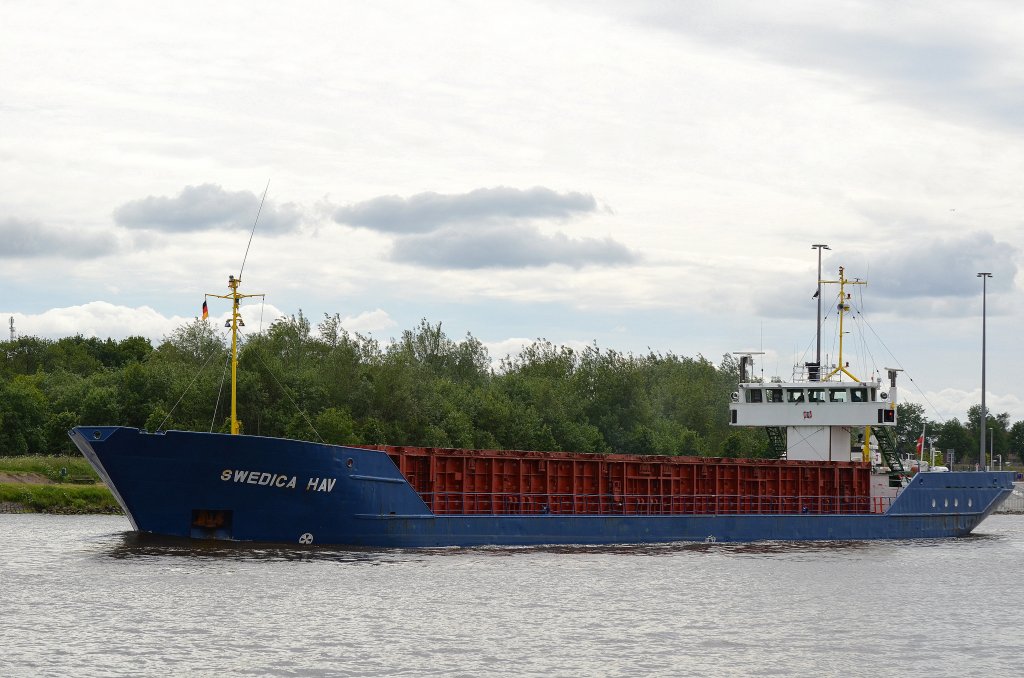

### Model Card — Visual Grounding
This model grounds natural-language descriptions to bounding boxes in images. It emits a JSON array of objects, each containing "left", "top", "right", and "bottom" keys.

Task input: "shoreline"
[
  {"left": 0, "top": 481, "right": 122, "bottom": 515},
  {"left": 0, "top": 457, "right": 118, "bottom": 514}
]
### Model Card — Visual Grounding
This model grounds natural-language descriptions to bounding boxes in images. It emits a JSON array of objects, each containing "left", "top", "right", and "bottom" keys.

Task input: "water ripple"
[{"left": 2, "top": 513, "right": 1022, "bottom": 677}]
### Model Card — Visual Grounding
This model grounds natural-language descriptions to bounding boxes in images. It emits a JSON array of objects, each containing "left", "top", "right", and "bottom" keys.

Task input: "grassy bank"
[
  {"left": 0, "top": 483, "right": 121, "bottom": 514},
  {"left": 0, "top": 455, "right": 116, "bottom": 513},
  {"left": 0, "top": 455, "right": 99, "bottom": 483}
]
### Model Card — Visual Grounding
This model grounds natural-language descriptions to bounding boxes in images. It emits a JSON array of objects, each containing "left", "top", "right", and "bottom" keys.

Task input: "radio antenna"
[{"left": 238, "top": 179, "right": 270, "bottom": 280}]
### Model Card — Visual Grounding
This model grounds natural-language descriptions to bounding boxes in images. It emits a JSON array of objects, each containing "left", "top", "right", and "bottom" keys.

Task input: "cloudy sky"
[{"left": 2, "top": 0, "right": 1022, "bottom": 422}]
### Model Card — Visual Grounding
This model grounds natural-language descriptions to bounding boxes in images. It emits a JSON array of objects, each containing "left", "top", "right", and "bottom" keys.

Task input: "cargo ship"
[{"left": 69, "top": 264, "right": 1013, "bottom": 546}]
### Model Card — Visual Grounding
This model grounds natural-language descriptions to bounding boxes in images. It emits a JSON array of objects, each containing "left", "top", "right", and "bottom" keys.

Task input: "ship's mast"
[
  {"left": 206, "top": 275, "right": 263, "bottom": 435},
  {"left": 821, "top": 265, "right": 872, "bottom": 463},
  {"left": 821, "top": 266, "right": 866, "bottom": 382}
]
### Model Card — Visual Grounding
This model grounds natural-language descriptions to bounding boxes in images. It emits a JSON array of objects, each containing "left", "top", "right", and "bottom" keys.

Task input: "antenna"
[
  {"left": 759, "top": 321, "right": 764, "bottom": 381},
  {"left": 238, "top": 179, "right": 270, "bottom": 281},
  {"left": 811, "top": 244, "right": 830, "bottom": 381},
  {"left": 8, "top": 316, "right": 13, "bottom": 342}
]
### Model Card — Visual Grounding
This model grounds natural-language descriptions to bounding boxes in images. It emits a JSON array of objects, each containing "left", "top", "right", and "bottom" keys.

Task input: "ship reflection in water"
[
  {"left": 100, "top": 527, "right": 959, "bottom": 563},
  {"left": 102, "top": 531, "right": 410, "bottom": 564}
]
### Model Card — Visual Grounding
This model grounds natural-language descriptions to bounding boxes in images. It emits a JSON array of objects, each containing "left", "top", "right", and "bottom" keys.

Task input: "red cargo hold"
[{"left": 375, "top": 446, "right": 873, "bottom": 516}]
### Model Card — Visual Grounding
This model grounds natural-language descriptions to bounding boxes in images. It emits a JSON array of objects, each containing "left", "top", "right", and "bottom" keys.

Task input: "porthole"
[
  {"left": 944, "top": 498, "right": 949, "bottom": 508},
  {"left": 346, "top": 458, "right": 354, "bottom": 468},
  {"left": 968, "top": 498, "right": 973, "bottom": 508},
  {"left": 954, "top": 498, "right": 959, "bottom": 508},
  {"left": 931, "top": 499, "right": 936, "bottom": 508}
]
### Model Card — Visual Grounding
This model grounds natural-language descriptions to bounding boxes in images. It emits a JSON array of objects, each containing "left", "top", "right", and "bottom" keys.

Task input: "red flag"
[
  {"left": 202, "top": 300, "right": 209, "bottom": 320},
  {"left": 915, "top": 436, "right": 924, "bottom": 454}
]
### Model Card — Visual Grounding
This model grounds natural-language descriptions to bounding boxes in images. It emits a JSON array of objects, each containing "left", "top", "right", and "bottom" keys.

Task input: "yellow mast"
[
  {"left": 819, "top": 265, "right": 872, "bottom": 463},
  {"left": 820, "top": 266, "right": 866, "bottom": 383},
  {"left": 206, "top": 275, "right": 264, "bottom": 435}
]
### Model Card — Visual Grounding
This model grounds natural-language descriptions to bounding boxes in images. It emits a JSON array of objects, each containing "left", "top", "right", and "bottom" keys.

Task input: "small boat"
[{"left": 70, "top": 259, "right": 1013, "bottom": 546}]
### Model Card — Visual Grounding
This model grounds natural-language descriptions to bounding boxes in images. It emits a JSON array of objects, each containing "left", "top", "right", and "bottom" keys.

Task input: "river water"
[{"left": 2, "top": 514, "right": 1022, "bottom": 677}]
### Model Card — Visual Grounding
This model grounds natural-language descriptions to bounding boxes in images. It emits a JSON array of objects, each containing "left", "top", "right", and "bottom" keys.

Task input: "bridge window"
[
  {"left": 787, "top": 389, "right": 805, "bottom": 403},
  {"left": 829, "top": 389, "right": 848, "bottom": 402},
  {"left": 851, "top": 388, "right": 867, "bottom": 402},
  {"left": 766, "top": 388, "right": 784, "bottom": 403},
  {"left": 745, "top": 389, "right": 763, "bottom": 403},
  {"left": 808, "top": 389, "right": 825, "bottom": 403}
]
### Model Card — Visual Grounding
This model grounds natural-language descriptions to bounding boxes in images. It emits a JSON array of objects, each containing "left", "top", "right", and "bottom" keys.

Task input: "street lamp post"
[
  {"left": 812, "top": 244, "right": 830, "bottom": 380},
  {"left": 977, "top": 272, "right": 992, "bottom": 471}
]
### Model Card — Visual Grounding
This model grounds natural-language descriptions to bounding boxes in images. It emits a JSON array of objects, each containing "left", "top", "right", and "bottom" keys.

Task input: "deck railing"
[
  {"left": 417, "top": 492, "right": 894, "bottom": 516},
  {"left": 995, "top": 483, "right": 1024, "bottom": 514}
]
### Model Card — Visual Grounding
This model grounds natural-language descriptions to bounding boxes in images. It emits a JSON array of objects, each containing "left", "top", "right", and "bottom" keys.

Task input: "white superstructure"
[
  {"left": 730, "top": 372, "right": 899, "bottom": 461},
  {"left": 728, "top": 265, "right": 900, "bottom": 465}
]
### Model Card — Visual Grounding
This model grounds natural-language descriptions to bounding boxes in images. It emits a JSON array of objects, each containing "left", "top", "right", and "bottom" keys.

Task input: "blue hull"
[{"left": 70, "top": 427, "right": 1015, "bottom": 547}]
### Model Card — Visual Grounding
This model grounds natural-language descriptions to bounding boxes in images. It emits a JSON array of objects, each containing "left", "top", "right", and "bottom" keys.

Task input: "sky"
[{"left": 1, "top": 0, "right": 1022, "bottom": 423}]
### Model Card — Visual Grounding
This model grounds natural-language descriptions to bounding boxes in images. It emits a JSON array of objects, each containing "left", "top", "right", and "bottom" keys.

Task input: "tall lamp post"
[
  {"left": 978, "top": 272, "right": 992, "bottom": 471},
  {"left": 812, "top": 244, "right": 830, "bottom": 380}
]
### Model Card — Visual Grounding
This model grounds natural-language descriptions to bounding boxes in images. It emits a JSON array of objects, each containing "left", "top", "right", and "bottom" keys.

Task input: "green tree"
[
  {"left": 966, "top": 405, "right": 1010, "bottom": 465},
  {"left": 12, "top": 316, "right": 1010, "bottom": 464},
  {"left": 895, "top": 402, "right": 927, "bottom": 456},
  {"left": 0, "top": 376, "right": 49, "bottom": 455},
  {"left": 936, "top": 418, "right": 973, "bottom": 467},
  {"left": 1009, "top": 421, "right": 1024, "bottom": 465}
]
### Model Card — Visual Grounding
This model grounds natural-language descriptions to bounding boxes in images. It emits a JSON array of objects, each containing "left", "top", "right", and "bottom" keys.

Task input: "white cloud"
[
  {"left": 839, "top": 232, "right": 1017, "bottom": 300},
  {"left": 609, "top": 0, "right": 1024, "bottom": 131},
  {"left": 904, "top": 388, "right": 1024, "bottom": 424},
  {"left": 483, "top": 336, "right": 594, "bottom": 370},
  {"left": 483, "top": 337, "right": 536, "bottom": 362},
  {"left": 0, "top": 217, "right": 117, "bottom": 258},
  {"left": 331, "top": 187, "right": 631, "bottom": 269},
  {"left": 391, "top": 224, "right": 637, "bottom": 269},
  {"left": 114, "top": 184, "right": 302, "bottom": 234},
  {"left": 4, "top": 301, "right": 285, "bottom": 343},
  {"left": 333, "top": 186, "right": 597, "bottom": 233},
  {"left": 340, "top": 309, "right": 397, "bottom": 334}
]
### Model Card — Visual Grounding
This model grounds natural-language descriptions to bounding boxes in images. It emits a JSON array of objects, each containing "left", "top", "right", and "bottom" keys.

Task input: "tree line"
[
  {"left": 0, "top": 313, "right": 1019, "bottom": 466},
  {"left": 893, "top": 401, "right": 1023, "bottom": 468}
]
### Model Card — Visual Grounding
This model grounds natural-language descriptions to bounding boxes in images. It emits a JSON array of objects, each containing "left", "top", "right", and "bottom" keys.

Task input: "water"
[{"left": 2, "top": 514, "right": 1022, "bottom": 677}]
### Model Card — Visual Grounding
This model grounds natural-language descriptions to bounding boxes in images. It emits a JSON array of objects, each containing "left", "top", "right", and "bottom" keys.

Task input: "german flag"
[{"left": 202, "top": 300, "right": 209, "bottom": 320}]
